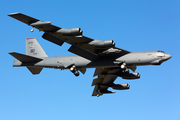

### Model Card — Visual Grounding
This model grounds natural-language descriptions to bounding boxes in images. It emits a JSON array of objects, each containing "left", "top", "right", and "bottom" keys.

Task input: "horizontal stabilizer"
[
  {"left": 27, "top": 67, "right": 43, "bottom": 75},
  {"left": 68, "top": 45, "right": 99, "bottom": 61},
  {"left": 9, "top": 52, "right": 43, "bottom": 63}
]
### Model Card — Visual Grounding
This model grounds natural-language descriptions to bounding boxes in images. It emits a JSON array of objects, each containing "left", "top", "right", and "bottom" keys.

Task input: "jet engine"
[
  {"left": 56, "top": 28, "right": 83, "bottom": 36},
  {"left": 111, "top": 83, "right": 130, "bottom": 90},
  {"left": 88, "top": 40, "right": 115, "bottom": 47},
  {"left": 121, "top": 72, "right": 140, "bottom": 80}
]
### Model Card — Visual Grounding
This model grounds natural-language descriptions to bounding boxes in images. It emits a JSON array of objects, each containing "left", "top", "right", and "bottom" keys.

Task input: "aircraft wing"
[
  {"left": 8, "top": 13, "right": 60, "bottom": 32},
  {"left": 91, "top": 67, "right": 118, "bottom": 96},
  {"left": 9, "top": 13, "right": 130, "bottom": 61},
  {"left": 92, "top": 67, "right": 130, "bottom": 96}
]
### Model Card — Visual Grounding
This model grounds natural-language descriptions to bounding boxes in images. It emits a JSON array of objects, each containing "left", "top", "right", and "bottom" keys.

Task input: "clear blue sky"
[{"left": 1, "top": 0, "right": 180, "bottom": 120}]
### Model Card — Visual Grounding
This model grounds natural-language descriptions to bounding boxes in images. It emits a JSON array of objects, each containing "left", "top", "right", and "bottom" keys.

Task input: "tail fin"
[
  {"left": 26, "top": 38, "right": 48, "bottom": 58},
  {"left": 9, "top": 52, "right": 43, "bottom": 75},
  {"left": 9, "top": 38, "right": 47, "bottom": 75}
]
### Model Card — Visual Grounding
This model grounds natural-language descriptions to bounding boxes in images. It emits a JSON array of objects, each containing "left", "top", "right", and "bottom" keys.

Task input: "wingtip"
[
  {"left": 8, "top": 52, "right": 15, "bottom": 55},
  {"left": 8, "top": 12, "right": 21, "bottom": 16}
]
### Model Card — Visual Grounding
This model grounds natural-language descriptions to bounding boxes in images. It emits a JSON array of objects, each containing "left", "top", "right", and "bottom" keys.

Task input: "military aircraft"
[{"left": 8, "top": 13, "right": 172, "bottom": 97}]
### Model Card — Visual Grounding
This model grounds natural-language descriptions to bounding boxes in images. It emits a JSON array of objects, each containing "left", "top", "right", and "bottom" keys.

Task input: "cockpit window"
[{"left": 157, "top": 50, "right": 164, "bottom": 53}]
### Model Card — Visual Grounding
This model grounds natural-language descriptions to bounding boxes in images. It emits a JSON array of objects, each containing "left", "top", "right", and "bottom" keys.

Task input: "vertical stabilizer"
[{"left": 26, "top": 38, "right": 48, "bottom": 58}]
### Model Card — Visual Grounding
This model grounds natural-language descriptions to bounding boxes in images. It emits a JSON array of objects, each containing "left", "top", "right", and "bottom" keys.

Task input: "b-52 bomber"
[{"left": 8, "top": 13, "right": 172, "bottom": 97}]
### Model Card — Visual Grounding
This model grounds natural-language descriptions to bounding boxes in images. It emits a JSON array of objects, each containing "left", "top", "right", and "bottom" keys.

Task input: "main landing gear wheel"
[
  {"left": 70, "top": 65, "right": 80, "bottom": 76},
  {"left": 120, "top": 62, "right": 129, "bottom": 74}
]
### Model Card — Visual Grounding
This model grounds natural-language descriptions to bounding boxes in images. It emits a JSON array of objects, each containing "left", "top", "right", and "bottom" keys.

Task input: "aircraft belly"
[
  {"left": 87, "top": 61, "right": 115, "bottom": 68},
  {"left": 116, "top": 52, "right": 157, "bottom": 66}
]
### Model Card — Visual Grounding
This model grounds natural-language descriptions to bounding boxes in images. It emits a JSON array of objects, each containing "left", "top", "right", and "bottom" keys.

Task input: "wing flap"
[
  {"left": 42, "top": 32, "right": 64, "bottom": 46},
  {"left": 68, "top": 44, "right": 99, "bottom": 61}
]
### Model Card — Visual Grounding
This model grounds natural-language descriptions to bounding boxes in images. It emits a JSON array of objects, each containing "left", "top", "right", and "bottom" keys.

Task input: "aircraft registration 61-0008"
[{"left": 8, "top": 13, "right": 172, "bottom": 97}]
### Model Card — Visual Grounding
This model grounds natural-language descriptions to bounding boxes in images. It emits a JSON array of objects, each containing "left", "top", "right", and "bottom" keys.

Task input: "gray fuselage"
[{"left": 13, "top": 50, "right": 171, "bottom": 69}]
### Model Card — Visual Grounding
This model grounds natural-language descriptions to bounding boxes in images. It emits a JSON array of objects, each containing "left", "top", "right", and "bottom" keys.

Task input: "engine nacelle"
[
  {"left": 121, "top": 72, "right": 140, "bottom": 80},
  {"left": 88, "top": 39, "right": 115, "bottom": 47},
  {"left": 56, "top": 28, "right": 83, "bottom": 36},
  {"left": 111, "top": 83, "right": 130, "bottom": 90}
]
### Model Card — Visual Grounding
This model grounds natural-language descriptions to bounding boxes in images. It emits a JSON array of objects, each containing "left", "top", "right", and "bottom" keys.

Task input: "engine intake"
[{"left": 56, "top": 28, "right": 83, "bottom": 36}]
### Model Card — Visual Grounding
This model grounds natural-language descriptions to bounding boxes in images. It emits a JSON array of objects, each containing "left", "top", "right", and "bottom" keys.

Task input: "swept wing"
[
  {"left": 92, "top": 67, "right": 130, "bottom": 96},
  {"left": 8, "top": 13, "right": 130, "bottom": 61}
]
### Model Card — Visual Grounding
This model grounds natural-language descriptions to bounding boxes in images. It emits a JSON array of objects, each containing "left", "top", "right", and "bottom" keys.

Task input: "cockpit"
[{"left": 157, "top": 50, "right": 165, "bottom": 53}]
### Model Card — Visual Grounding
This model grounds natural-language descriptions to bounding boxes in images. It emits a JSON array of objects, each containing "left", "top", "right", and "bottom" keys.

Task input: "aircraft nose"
[
  {"left": 166, "top": 54, "right": 172, "bottom": 60},
  {"left": 159, "top": 53, "right": 172, "bottom": 63}
]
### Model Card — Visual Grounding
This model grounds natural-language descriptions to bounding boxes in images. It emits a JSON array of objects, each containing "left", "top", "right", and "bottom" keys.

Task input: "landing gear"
[
  {"left": 120, "top": 63, "right": 126, "bottom": 70},
  {"left": 70, "top": 65, "right": 80, "bottom": 76},
  {"left": 124, "top": 68, "right": 129, "bottom": 74},
  {"left": 120, "top": 62, "right": 129, "bottom": 74},
  {"left": 96, "top": 85, "right": 101, "bottom": 97},
  {"left": 97, "top": 89, "right": 101, "bottom": 97}
]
